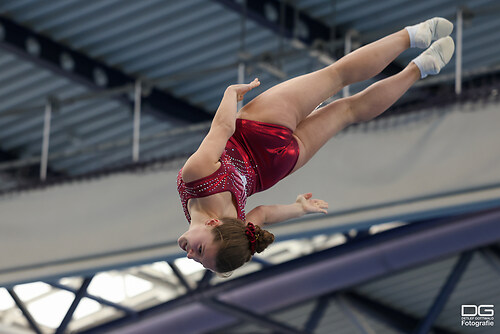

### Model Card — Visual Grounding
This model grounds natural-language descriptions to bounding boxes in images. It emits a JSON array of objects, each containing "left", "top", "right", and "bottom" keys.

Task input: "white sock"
[
  {"left": 405, "top": 25, "right": 419, "bottom": 48},
  {"left": 412, "top": 56, "right": 431, "bottom": 79},
  {"left": 413, "top": 36, "right": 455, "bottom": 78},
  {"left": 405, "top": 17, "right": 453, "bottom": 49}
]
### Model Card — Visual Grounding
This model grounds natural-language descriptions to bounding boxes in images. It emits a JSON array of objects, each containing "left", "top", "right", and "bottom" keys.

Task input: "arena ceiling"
[
  {"left": 0, "top": 0, "right": 499, "bottom": 189},
  {"left": 1, "top": 1, "right": 500, "bottom": 334}
]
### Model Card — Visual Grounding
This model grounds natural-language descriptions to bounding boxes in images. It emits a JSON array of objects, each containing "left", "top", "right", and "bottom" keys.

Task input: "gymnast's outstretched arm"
[
  {"left": 182, "top": 79, "right": 260, "bottom": 182},
  {"left": 247, "top": 193, "right": 328, "bottom": 227}
]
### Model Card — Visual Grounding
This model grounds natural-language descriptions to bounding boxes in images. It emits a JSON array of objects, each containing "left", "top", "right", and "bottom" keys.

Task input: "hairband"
[{"left": 245, "top": 222, "right": 258, "bottom": 255}]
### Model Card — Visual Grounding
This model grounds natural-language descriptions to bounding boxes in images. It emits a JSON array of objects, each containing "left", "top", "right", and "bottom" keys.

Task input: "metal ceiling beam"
[
  {"left": 7, "top": 288, "right": 43, "bottom": 334},
  {"left": 414, "top": 251, "right": 474, "bottom": 334},
  {"left": 55, "top": 276, "right": 93, "bottom": 334},
  {"left": 83, "top": 206, "right": 500, "bottom": 334},
  {"left": 196, "top": 270, "right": 214, "bottom": 291},
  {"left": 344, "top": 292, "right": 455, "bottom": 334},
  {"left": 47, "top": 281, "right": 138, "bottom": 317},
  {"left": 336, "top": 295, "right": 374, "bottom": 334},
  {"left": 214, "top": 0, "right": 332, "bottom": 46},
  {"left": 0, "top": 15, "right": 211, "bottom": 123},
  {"left": 203, "top": 298, "right": 309, "bottom": 334},
  {"left": 167, "top": 261, "right": 193, "bottom": 293},
  {"left": 303, "top": 296, "right": 329, "bottom": 333},
  {"left": 213, "top": 0, "right": 404, "bottom": 73},
  {"left": 0, "top": 148, "right": 64, "bottom": 186}
]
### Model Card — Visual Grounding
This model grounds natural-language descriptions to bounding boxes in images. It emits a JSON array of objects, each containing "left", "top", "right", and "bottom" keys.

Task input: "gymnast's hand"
[
  {"left": 228, "top": 78, "right": 260, "bottom": 102},
  {"left": 296, "top": 193, "right": 328, "bottom": 214}
]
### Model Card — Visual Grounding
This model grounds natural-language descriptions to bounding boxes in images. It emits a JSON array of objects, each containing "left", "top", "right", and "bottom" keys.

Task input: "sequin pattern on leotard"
[
  {"left": 177, "top": 144, "right": 257, "bottom": 223},
  {"left": 177, "top": 119, "right": 299, "bottom": 224}
]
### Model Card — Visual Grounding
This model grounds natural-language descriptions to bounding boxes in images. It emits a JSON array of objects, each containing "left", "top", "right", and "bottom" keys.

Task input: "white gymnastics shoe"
[
  {"left": 406, "top": 17, "right": 454, "bottom": 49},
  {"left": 412, "top": 36, "right": 455, "bottom": 78}
]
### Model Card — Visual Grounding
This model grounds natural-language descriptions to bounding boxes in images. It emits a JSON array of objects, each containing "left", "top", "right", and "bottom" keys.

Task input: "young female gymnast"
[{"left": 177, "top": 18, "right": 455, "bottom": 274}]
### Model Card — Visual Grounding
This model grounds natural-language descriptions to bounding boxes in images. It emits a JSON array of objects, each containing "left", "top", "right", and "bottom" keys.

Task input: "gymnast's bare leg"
[
  {"left": 238, "top": 18, "right": 453, "bottom": 131},
  {"left": 237, "top": 18, "right": 454, "bottom": 172},
  {"left": 238, "top": 29, "right": 411, "bottom": 130}
]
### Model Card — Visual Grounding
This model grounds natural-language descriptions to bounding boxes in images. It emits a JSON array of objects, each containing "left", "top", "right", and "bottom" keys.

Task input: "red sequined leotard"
[{"left": 177, "top": 119, "right": 299, "bottom": 223}]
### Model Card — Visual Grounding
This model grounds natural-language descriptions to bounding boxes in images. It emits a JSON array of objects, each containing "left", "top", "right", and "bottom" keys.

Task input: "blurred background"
[{"left": 1, "top": 0, "right": 500, "bottom": 333}]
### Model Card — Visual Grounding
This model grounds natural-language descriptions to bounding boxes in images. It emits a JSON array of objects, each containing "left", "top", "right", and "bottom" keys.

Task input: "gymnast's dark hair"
[{"left": 212, "top": 217, "right": 274, "bottom": 275}]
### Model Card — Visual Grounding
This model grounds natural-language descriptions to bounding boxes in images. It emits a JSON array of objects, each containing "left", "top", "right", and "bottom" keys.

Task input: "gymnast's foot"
[
  {"left": 406, "top": 17, "right": 454, "bottom": 49},
  {"left": 412, "top": 36, "right": 455, "bottom": 78}
]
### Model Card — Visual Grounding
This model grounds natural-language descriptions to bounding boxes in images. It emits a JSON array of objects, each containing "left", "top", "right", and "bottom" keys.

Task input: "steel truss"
[
  {"left": 3, "top": 207, "right": 499, "bottom": 333},
  {"left": 76, "top": 207, "right": 499, "bottom": 334}
]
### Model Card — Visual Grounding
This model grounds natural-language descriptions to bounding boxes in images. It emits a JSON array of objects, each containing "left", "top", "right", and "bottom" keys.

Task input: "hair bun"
[{"left": 254, "top": 225, "right": 275, "bottom": 253}]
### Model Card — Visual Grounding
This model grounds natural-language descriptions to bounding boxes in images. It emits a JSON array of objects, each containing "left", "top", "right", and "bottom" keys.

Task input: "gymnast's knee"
[
  {"left": 338, "top": 96, "right": 362, "bottom": 125},
  {"left": 344, "top": 94, "right": 375, "bottom": 124},
  {"left": 328, "top": 60, "right": 356, "bottom": 88}
]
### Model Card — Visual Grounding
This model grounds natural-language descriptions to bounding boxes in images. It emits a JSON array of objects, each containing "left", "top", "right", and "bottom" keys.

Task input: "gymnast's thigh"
[{"left": 237, "top": 91, "right": 303, "bottom": 131}]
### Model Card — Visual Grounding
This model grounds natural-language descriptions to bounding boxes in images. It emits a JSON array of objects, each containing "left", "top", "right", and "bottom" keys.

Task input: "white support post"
[
  {"left": 238, "top": 0, "right": 247, "bottom": 111},
  {"left": 132, "top": 80, "right": 142, "bottom": 162},
  {"left": 343, "top": 30, "right": 353, "bottom": 98},
  {"left": 40, "top": 100, "right": 52, "bottom": 181},
  {"left": 455, "top": 8, "right": 463, "bottom": 95},
  {"left": 237, "top": 62, "right": 245, "bottom": 111}
]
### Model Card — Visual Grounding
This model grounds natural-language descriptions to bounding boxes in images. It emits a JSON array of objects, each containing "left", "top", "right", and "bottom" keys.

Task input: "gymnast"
[{"left": 177, "top": 18, "right": 455, "bottom": 274}]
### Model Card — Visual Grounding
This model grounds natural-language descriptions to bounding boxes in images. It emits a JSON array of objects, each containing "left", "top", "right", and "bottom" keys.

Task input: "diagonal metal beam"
[
  {"left": 303, "top": 295, "right": 330, "bottom": 333},
  {"left": 336, "top": 294, "right": 375, "bottom": 334},
  {"left": 414, "top": 251, "right": 474, "bottom": 334},
  {"left": 55, "top": 276, "right": 93, "bottom": 334},
  {"left": 344, "top": 291, "right": 456, "bottom": 334},
  {"left": 167, "top": 261, "right": 193, "bottom": 293},
  {"left": 203, "top": 298, "right": 310, "bottom": 334},
  {"left": 0, "top": 15, "right": 210, "bottom": 123},
  {"left": 7, "top": 288, "right": 43, "bottom": 334},
  {"left": 132, "top": 270, "right": 179, "bottom": 290},
  {"left": 196, "top": 270, "right": 214, "bottom": 290},
  {"left": 47, "top": 281, "right": 137, "bottom": 317}
]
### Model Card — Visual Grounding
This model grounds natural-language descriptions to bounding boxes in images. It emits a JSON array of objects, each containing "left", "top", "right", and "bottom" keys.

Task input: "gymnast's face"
[{"left": 177, "top": 219, "right": 221, "bottom": 271}]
